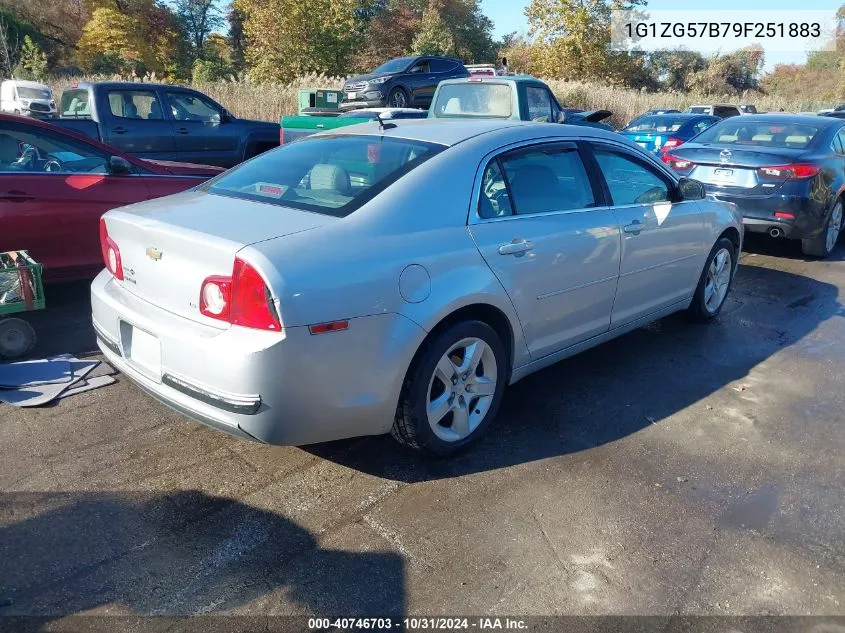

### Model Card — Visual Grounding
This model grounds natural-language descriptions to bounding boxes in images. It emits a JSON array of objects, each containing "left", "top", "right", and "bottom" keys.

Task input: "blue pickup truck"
[{"left": 56, "top": 82, "right": 279, "bottom": 168}]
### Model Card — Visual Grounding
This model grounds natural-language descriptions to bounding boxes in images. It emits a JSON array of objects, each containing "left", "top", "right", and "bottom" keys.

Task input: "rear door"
[
  {"left": 99, "top": 88, "right": 177, "bottom": 160},
  {"left": 163, "top": 89, "right": 241, "bottom": 167},
  {"left": 0, "top": 120, "right": 148, "bottom": 280},
  {"left": 468, "top": 141, "right": 621, "bottom": 359},
  {"left": 585, "top": 141, "right": 705, "bottom": 326}
]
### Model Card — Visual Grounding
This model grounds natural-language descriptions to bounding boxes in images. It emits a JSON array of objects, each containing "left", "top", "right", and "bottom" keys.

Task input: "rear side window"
[
  {"left": 479, "top": 145, "right": 595, "bottom": 216},
  {"left": 203, "top": 134, "right": 444, "bottom": 217},
  {"left": 525, "top": 86, "right": 553, "bottom": 122},
  {"left": 430, "top": 59, "right": 457, "bottom": 73},
  {"left": 108, "top": 90, "right": 165, "bottom": 120},
  {"left": 692, "top": 118, "right": 717, "bottom": 135},
  {"left": 715, "top": 106, "right": 740, "bottom": 118},
  {"left": 592, "top": 148, "right": 669, "bottom": 206},
  {"left": 835, "top": 129, "right": 845, "bottom": 155},
  {"left": 60, "top": 89, "right": 90, "bottom": 117},
  {"left": 433, "top": 83, "right": 512, "bottom": 118}
]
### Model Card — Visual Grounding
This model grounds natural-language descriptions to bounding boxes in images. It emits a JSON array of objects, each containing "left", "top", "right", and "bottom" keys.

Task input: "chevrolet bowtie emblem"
[{"left": 146, "top": 247, "right": 163, "bottom": 261}]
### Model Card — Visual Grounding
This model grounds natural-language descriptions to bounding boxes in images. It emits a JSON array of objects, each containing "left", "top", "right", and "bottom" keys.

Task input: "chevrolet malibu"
[{"left": 92, "top": 120, "right": 742, "bottom": 455}]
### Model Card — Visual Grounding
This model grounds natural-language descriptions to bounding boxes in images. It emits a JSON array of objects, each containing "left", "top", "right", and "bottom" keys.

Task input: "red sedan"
[{"left": 0, "top": 114, "right": 223, "bottom": 281}]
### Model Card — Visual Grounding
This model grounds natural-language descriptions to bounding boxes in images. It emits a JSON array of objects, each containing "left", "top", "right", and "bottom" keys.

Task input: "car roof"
[
  {"left": 67, "top": 81, "right": 190, "bottom": 90},
  {"left": 438, "top": 74, "right": 544, "bottom": 86},
  {"left": 633, "top": 113, "right": 713, "bottom": 120},
  {"left": 3, "top": 79, "right": 50, "bottom": 89},
  {"left": 319, "top": 118, "right": 621, "bottom": 147}
]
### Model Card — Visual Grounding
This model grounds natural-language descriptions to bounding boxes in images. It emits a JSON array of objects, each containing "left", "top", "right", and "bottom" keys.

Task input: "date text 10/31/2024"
[{"left": 308, "top": 617, "right": 528, "bottom": 630}]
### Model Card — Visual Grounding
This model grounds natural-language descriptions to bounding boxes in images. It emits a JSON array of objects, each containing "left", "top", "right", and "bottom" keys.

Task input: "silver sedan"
[{"left": 91, "top": 120, "right": 742, "bottom": 455}]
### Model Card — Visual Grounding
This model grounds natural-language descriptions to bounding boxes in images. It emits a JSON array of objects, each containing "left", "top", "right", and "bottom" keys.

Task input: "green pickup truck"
[
  {"left": 428, "top": 75, "right": 613, "bottom": 130},
  {"left": 280, "top": 107, "right": 428, "bottom": 144}
]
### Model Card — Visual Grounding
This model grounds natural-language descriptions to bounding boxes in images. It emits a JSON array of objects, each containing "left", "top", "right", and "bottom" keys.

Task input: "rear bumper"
[
  {"left": 707, "top": 189, "right": 826, "bottom": 240},
  {"left": 91, "top": 270, "right": 426, "bottom": 445}
]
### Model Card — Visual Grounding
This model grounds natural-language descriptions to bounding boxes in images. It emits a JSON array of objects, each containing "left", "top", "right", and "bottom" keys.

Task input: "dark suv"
[{"left": 340, "top": 56, "right": 470, "bottom": 111}]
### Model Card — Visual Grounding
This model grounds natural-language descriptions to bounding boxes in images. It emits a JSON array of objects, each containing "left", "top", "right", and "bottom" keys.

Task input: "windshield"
[
  {"left": 432, "top": 84, "right": 512, "bottom": 118},
  {"left": 694, "top": 121, "right": 820, "bottom": 149},
  {"left": 371, "top": 57, "right": 415, "bottom": 74},
  {"left": 17, "top": 86, "right": 51, "bottom": 100},
  {"left": 202, "top": 134, "right": 444, "bottom": 217},
  {"left": 624, "top": 116, "right": 689, "bottom": 133}
]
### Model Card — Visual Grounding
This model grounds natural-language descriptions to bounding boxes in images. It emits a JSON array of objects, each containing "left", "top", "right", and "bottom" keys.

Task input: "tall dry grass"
[{"left": 48, "top": 74, "right": 830, "bottom": 127}]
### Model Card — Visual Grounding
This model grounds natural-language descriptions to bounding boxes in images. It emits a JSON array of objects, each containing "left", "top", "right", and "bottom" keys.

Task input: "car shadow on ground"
[
  {"left": 743, "top": 232, "right": 845, "bottom": 262},
  {"left": 0, "top": 490, "right": 405, "bottom": 621},
  {"left": 307, "top": 260, "right": 843, "bottom": 482}
]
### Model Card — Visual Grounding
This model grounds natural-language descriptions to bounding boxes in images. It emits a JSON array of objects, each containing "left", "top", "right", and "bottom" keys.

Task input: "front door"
[
  {"left": 468, "top": 142, "right": 621, "bottom": 359},
  {"left": 585, "top": 142, "right": 705, "bottom": 327},
  {"left": 0, "top": 120, "right": 146, "bottom": 280},
  {"left": 163, "top": 90, "right": 240, "bottom": 167},
  {"left": 406, "top": 59, "right": 434, "bottom": 107}
]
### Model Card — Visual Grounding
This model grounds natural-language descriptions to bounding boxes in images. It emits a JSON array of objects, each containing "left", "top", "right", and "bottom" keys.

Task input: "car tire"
[
  {"left": 801, "top": 200, "right": 842, "bottom": 258},
  {"left": 387, "top": 87, "right": 409, "bottom": 109},
  {"left": 686, "top": 237, "right": 737, "bottom": 322},
  {"left": 0, "top": 317, "right": 36, "bottom": 359},
  {"left": 392, "top": 320, "right": 507, "bottom": 456}
]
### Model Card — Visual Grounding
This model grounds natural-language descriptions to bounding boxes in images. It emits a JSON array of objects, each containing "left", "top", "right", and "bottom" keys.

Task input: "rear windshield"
[
  {"left": 60, "top": 89, "right": 91, "bottom": 118},
  {"left": 624, "top": 116, "right": 689, "bottom": 133},
  {"left": 432, "top": 83, "right": 512, "bottom": 118},
  {"left": 686, "top": 106, "right": 709, "bottom": 114},
  {"left": 203, "top": 134, "right": 444, "bottom": 217},
  {"left": 695, "top": 121, "right": 820, "bottom": 149}
]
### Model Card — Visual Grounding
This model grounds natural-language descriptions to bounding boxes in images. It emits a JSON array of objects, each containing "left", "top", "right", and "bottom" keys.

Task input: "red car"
[{"left": 0, "top": 113, "right": 223, "bottom": 281}]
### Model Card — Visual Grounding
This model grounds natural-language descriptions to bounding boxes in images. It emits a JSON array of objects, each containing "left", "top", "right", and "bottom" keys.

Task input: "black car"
[
  {"left": 662, "top": 114, "right": 845, "bottom": 258},
  {"left": 340, "top": 56, "right": 470, "bottom": 111}
]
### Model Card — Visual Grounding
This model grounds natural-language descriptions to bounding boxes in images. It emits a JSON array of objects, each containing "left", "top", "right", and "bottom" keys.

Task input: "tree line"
[{"left": 0, "top": 0, "right": 841, "bottom": 101}]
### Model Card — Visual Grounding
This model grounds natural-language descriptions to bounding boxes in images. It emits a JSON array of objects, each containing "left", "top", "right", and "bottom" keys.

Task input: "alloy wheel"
[
  {"left": 826, "top": 202, "right": 842, "bottom": 254},
  {"left": 390, "top": 90, "right": 407, "bottom": 108},
  {"left": 704, "top": 248, "right": 732, "bottom": 314},
  {"left": 426, "top": 337, "right": 498, "bottom": 442}
]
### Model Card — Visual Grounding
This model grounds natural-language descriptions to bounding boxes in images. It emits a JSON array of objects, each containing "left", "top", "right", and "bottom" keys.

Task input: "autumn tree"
[
  {"left": 15, "top": 34, "right": 48, "bottom": 79},
  {"left": 524, "top": 0, "right": 645, "bottom": 83},
  {"left": 227, "top": 3, "right": 246, "bottom": 70},
  {"left": 236, "top": 0, "right": 359, "bottom": 81},
  {"left": 354, "top": 0, "right": 420, "bottom": 70},
  {"left": 412, "top": 0, "right": 455, "bottom": 56},
  {"left": 174, "top": 0, "right": 223, "bottom": 58}
]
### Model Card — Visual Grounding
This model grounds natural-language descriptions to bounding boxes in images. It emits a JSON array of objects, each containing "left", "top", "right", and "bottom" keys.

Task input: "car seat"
[{"left": 148, "top": 100, "right": 163, "bottom": 120}]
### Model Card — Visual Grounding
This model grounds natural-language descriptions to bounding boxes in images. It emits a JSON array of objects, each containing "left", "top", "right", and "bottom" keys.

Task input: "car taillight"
[
  {"left": 99, "top": 217, "right": 124, "bottom": 280},
  {"left": 199, "top": 257, "right": 281, "bottom": 331},
  {"left": 279, "top": 127, "right": 284, "bottom": 145},
  {"left": 661, "top": 152, "right": 695, "bottom": 171},
  {"left": 661, "top": 137, "right": 683, "bottom": 152},
  {"left": 757, "top": 164, "right": 820, "bottom": 180}
]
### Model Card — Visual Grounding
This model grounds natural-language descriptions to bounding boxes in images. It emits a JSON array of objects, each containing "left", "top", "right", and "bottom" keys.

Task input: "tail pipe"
[{"left": 769, "top": 227, "right": 783, "bottom": 238}]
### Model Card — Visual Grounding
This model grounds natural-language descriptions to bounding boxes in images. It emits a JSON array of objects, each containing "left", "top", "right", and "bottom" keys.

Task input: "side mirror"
[
  {"left": 677, "top": 176, "right": 705, "bottom": 201},
  {"left": 109, "top": 155, "right": 133, "bottom": 176},
  {"left": 555, "top": 111, "right": 567, "bottom": 123},
  {"left": 220, "top": 110, "right": 233, "bottom": 123}
]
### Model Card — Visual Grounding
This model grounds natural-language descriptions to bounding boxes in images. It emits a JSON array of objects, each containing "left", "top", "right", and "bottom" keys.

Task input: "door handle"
[
  {"left": 0, "top": 190, "right": 33, "bottom": 202},
  {"left": 498, "top": 239, "right": 534, "bottom": 256},
  {"left": 427, "top": 76, "right": 437, "bottom": 80},
  {"left": 623, "top": 220, "right": 645, "bottom": 235},
  {"left": 111, "top": 127, "right": 128, "bottom": 135},
  {"left": 175, "top": 127, "right": 189, "bottom": 134}
]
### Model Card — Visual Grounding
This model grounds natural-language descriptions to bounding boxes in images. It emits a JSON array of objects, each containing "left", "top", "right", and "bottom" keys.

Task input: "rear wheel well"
[
  {"left": 245, "top": 141, "right": 277, "bottom": 160},
  {"left": 412, "top": 304, "right": 515, "bottom": 379}
]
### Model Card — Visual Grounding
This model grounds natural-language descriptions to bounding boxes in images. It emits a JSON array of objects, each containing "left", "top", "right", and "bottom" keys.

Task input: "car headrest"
[
  {"left": 309, "top": 164, "right": 351, "bottom": 195},
  {"left": 0, "top": 134, "right": 20, "bottom": 163}
]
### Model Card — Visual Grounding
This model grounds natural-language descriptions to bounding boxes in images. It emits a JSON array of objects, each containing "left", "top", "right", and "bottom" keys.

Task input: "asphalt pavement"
[{"left": 0, "top": 235, "right": 843, "bottom": 626}]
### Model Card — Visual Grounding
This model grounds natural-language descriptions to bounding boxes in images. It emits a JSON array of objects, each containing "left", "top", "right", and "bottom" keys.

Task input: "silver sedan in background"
[{"left": 91, "top": 120, "right": 742, "bottom": 455}]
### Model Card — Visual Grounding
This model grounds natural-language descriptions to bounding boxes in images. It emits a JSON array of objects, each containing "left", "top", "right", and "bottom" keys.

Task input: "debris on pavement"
[{"left": 0, "top": 354, "right": 116, "bottom": 407}]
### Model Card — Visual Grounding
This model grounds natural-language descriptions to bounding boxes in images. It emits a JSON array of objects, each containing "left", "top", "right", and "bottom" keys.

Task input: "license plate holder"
[
  {"left": 714, "top": 168, "right": 734, "bottom": 180},
  {"left": 346, "top": 91, "right": 357, "bottom": 100},
  {"left": 126, "top": 324, "right": 161, "bottom": 379}
]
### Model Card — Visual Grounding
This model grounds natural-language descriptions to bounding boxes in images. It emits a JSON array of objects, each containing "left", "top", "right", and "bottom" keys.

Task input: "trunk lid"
[
  {"left": 104, "top": 190, "right": 335, "bottom": 325},
  {"left": 669, "top": 144, "right": 810, "bottom": 194}
]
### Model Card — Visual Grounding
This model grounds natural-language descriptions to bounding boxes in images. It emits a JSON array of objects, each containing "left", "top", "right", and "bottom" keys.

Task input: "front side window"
[
  {"left": 525, "top": 86, "right": 553, "bottom": 122},
  {"left": 0, "top": 123, "right": 114, "bottom": 174},
  {"left": 203, "top": 134, "right": 444, "bottom": 217},
  {"left": 166, "top": 91, "right": 221, "bottom": 123},
  {"left": 592, "top": 148, "right": 669, "bottom": 206},
  {"left": 409, "top": 60, "right": 431, "bottom": 74},
  {"left": 108, "top": 90, "right": 164, "bottom": 120},
  {"left": 480, "top": 145, "right": 595, "bottom": 216}
]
